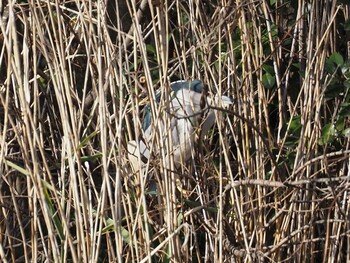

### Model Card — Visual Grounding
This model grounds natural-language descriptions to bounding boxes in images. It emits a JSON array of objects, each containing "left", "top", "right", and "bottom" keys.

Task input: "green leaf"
[
  {"left": 4, "top": 159, "right": 31, "bottom": 176},
  {"left": 78, "top": 130, "right": 100, "bottom": 150},
  {"left": 344, "top": 71, "right": 350, "bottom": 80},
  {"left": 341, "top": 61, "right": 350, "bottom": 75},
  {"left": 319, "top": 123, "right": 337, "bottom": 145},
  {"left": 80, "top": 153, "right": 103, "bottom": 162},
  {"left": 344, "top": 79, "right": 350, "bottom": 90},
  {"left": 286, "top": 151, "right": 296, "bottom": 169},
  {"left": 292, "top": 63, "right": 300, "bottom": 70},
  {"left": 328, "top": 52, "right": 344, "bottom": 66},
  {"left": 289, "top": 115, "right": 302, "bottom": 133},
  {"left": 325, "top": 52, "right": 344, "bottom": 75},
  {"left": 177, "top": 211, "right": 183, "bottom": 226},
  {"left": 344, "top": 19, "right": 350, "bottom": 31},
  {"left": 284, "top": 115, "right": 302, "bottom": 147},
  {"left": 101, "top": 217, "right": 115, "bottom": 233},
  {"left": 164, "top": 244, "right": 171, "bottom": 263},
  {"left": 325, "top": 83, "right": 345, "bottom": 99},
  {"left": 43, "top": 186, "right": 65, "bottom": 241},
  {"left": 146, "top": 44, "right": 155, "bottom": 54},
  {"left": 262, "top": 72, "right": 276, "bottom": 89},
  {"left": 262, "top": 64, "right": 275, "bottom": 74},
  {"left": 120, "top": 226, "right": 131, "bottom": 244},
  {"left": 336, "top": 117, "right": 345, "bottom": 132},
  {"left": 4, "top": 159, "right": 65, "bottom": 240},
  {"left": 101, "top": 220, "right": 131, "bottom": 245},
  {"left": 343, "top": 128, "right": 350, "bottom": 137},
  {"left": 339, "top": 103, "right": 350, "bottom": 117},
  {"left": 183, "top": 199, "right": 218, "bottom": 213},
  {"left": 96, "top": 210, "right": 131, "bottom": 245},
  {"left": 285, "top": 137, "right": 299, "bottom": 147}
]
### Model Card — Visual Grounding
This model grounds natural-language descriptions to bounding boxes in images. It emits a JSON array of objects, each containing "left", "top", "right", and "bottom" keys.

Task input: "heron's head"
[
  {"left": 142, "top": 80, "right": 205, "bottom": 131},
  {"left": 142, "top": 80, "right": 232, "bottom": 132},
  {"left": 170, "top": 79, "right": 232, "bottom": 109}
]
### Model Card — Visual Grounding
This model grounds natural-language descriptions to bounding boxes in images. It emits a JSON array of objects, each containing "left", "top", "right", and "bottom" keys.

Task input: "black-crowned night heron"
[{"left": 128, "top": 80, "right": 232, "bottom": 174}]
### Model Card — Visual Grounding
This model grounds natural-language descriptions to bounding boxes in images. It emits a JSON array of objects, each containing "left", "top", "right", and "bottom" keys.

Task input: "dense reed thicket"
[{"left": 1, "top": 0, "right": 350, "bottom": 262}]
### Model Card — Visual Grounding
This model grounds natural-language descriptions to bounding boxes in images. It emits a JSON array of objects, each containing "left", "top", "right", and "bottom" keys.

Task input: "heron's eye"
[{"left": 139, "top": 76, "right": 146, "bottom": 84}]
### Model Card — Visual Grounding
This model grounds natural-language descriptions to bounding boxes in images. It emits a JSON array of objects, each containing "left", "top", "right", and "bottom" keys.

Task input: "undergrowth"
[{"left": 1, "top": 0, "right": 350, "bottom": 262}]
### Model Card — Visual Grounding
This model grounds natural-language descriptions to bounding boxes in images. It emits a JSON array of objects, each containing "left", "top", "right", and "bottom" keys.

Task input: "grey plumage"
[{"left": 128, "top": 80, "right": 232, "bottom": 173}]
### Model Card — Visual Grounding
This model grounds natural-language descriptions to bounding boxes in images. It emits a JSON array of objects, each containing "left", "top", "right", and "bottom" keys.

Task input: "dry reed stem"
[{"left": 0, "top": 0, "right": 350, "bottom": 262}]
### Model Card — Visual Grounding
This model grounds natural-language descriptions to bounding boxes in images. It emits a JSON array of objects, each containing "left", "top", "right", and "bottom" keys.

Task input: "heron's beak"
[
  {"left": 211, "top": 94, "right": 233, "bottom": 108},
  {"left": 221, "top": 95, "right": 233, "bottom": 108}
]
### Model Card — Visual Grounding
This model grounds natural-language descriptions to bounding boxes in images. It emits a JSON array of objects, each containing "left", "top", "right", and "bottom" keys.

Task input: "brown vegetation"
[{"left": 1, "top": 0, "right": 350, "bottom": 262}]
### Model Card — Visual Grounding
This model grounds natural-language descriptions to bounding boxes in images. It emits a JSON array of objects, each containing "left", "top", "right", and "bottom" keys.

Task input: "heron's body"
[{"left": 128, "top": 80, "right": 231, "bottom": 172}]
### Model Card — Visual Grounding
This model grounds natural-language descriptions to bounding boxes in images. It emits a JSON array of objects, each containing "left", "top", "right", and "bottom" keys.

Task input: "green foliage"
[
  {"left": 43, "top": 186, "right": 65, "bottom": 241},
  {"left": 321, "top": 52, "right": 350, "bottom": 146},
  {"left": 284, "top": 115, "right": 302, "bottom": 147},
  {"left": 319, "top": 123, "right": 337, "bottom": 145},
  {"left": 262, "top": 64, "right": 276, "bottom": 89},
  {"left": 343, "top": 18, "right": 350, "bottom": 31}
]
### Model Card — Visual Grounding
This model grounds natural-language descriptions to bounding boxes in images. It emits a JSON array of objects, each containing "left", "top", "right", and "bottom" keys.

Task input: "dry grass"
[{"left": 1, "top": 0, "right": 350, "bottom": 262}]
